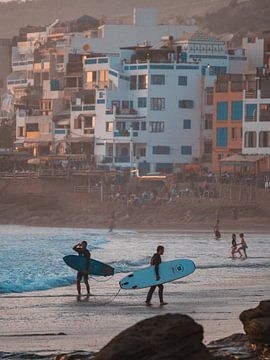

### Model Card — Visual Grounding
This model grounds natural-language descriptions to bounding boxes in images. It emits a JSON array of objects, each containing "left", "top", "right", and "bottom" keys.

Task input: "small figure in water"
[
  {"left": 73, "top": 241, "right": 91, "bottom": 296},
  {"left": 214, "top": 219, "right": 221, "bottom": 240},
  {"left": 108, "top": 212, "right": 115, "bottom": 232},
  {"left": 238, "top": 233, "right": 248, "bottom": 259},
  {"left": 145, "top": 245, "right": 168, "bottom": 306},
  {"left": 231, "top": 233, "right": 238, "bottom": 259}
]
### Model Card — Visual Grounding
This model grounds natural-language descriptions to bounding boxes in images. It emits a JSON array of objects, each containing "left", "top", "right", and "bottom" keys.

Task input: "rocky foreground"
[{"left": 3, "top": 300, "right": 268, "bottom": 360}]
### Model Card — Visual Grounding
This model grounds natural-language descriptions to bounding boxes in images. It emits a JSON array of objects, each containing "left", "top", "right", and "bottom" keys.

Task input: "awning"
[
  {"left": 27, "top": 158, "right": 42, "bottom": 165},
  {"left": 219, "top": 154, "right": 266, "bottom": 167}
]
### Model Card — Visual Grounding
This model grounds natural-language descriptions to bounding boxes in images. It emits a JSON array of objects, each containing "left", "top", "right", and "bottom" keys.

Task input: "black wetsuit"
[
  {"left": 146, "top": 253, "right": 164, "bottom": 303},
  {"left": 73, "top": 245, "right": 91, "bottom": 281}
]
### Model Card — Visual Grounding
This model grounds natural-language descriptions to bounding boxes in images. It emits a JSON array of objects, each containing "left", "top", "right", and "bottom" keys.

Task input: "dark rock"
[
  {"left": 54, "top": 351, "right": 95, "bottom": 359},
  {"left": 93, "top": 313, "right": 214, "bottom": 360},
  {"left": 239, "top": 300, "right": 270, "bottom": 344},
  {"left": 207, "top": 333, "right": 258, "bottom": 359}
]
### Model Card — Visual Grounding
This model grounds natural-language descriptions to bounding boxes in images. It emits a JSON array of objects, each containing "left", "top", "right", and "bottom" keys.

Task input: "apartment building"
[
  {"left": 243, "top": 71, "right": 270, "bottom": 156},
  {"left": 212, "top": 74, "right": 244, "bottom": 173}
]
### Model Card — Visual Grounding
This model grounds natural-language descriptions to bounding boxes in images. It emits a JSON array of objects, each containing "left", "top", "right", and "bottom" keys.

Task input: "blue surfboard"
[
  {"left": 119, "top": 259, "right": 195, "bottom": 289},
  {"left": 63, "top": 255, "right": 114, "bottom": 276}
]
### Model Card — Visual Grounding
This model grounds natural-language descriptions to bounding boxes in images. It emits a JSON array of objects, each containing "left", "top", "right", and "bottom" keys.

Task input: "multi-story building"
[
  {"left": 212, "top": 74, "right": 244, "bottom": 173},
  {"left": 243, "top": 72, "right": 270, "bottom": 157},
  {"left": 90, "top": 32, "right": 247, "bottom": 173}
]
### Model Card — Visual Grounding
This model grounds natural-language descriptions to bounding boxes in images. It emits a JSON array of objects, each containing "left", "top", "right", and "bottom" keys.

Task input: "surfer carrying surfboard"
[
  {"left": 73, "top": 241, "right": 91, "bottom": 296},
  {"left": 145, "top": 245, "right": 168, "bottom": 306}
]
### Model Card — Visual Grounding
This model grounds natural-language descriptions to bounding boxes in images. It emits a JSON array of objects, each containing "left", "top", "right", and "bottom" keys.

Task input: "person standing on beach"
[
  {"left": 73, "top": 241, "right": 91, "bottom": 296},
  {"left": 238, "top": 233, "right": 248, "bottom": 259},
  {"left": 108, "top": 212, "right": 115, "bottom": 232},
  {"left": 146, "top": 245, "right": 168, "bottom": 306},
  {"left": 231, "top": 233, "right": 238, "bottom": 259},
  {"left": 214, "top": 219, "right": 221, "bottom": 239}
]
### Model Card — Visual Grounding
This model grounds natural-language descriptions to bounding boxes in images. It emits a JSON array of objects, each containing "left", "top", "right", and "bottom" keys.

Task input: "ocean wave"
[
  {"left": 0, "top": 275, "right": 75, "bottom": 294},
  {"left": 110, "top": 257, "right": 151, "bottom": 273}
]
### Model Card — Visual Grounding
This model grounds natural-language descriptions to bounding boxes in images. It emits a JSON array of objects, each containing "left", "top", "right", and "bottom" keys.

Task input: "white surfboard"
[{"left": 119, "top": 259, "right": 196, "bottom": 290}]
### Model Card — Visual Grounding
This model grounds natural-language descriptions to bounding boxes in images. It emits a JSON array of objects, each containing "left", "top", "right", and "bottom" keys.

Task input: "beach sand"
[{"left": 1, "top": 273, "right": 269, "bottom": 357}]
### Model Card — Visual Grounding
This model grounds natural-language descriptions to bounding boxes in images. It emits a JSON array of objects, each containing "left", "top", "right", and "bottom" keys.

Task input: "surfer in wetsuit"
[
  {"left": 73, "top": 241, "right": 91, "bottom": 296},
  {"left": 145, "top": 245, "right": 168, "bottom": 306},
  {"left": 214, "top": 219, "right": 221, "bottom": 240}
]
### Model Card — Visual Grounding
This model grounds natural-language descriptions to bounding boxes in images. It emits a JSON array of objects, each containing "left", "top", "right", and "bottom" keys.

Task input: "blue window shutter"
[
  {"left": 232, "top": 101, "right": 243, "bottom": 121},
  {"left": 178, "top": 76, "right": 187, "bottom": 86},
  {"left": 246, "top": 104, "right": 257, "bottom": 120},
  {"left": 216, "top": 128, "right": 228, "bottom": 147},
  {"left": 183, "top": 119, "right": 191, "bottom": 129},
  {"left": 189, "top": 100, "right": 194, "bottom": 108},
  {"left": 181, "top": 146, "right": 192, "bottom": 155},
  {"left": 180, "top": 52, "right": 187, "bottom": 62},
  {"left": 217, "top": 102, "right": 228, "bottom": 121}
]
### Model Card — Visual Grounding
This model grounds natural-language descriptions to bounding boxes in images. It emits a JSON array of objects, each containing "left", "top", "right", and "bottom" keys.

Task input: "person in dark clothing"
[
  {"left": 73, "top": 240, "right": 91, "bottom": 296},
  {"left": 145, "top": 245, "right": 168, "bottom": 306}
]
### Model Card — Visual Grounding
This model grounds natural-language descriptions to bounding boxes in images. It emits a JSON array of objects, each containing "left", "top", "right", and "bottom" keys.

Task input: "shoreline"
[{"left": 1, "top": 220, "right": 270, "bottom": 233}]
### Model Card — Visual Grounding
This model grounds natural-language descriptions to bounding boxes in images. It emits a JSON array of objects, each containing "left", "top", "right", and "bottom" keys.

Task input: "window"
[
  {"left": 74, "top": 117, "right": 82, "bottom": 129},
  {"left": 106, "top": 122, "right": 113, "bottom": 132},
  {"left": 209, "top": 66, "right": 226, "bottom": 76},
  {"left": 139, "top": 148, "right": 146, "bottom": 157},
  {"left": 149, "top": 121, "right": 164, "bottom": 132},
  {"left": 138, "top": 97, "right": 147, "bottom": 108},
  {"left": 181, "top": 146, "right": 192, "bottom": 155},
  {"left": 178, "top": 76, "right": 187, "bottom": 86},
  {"left": 141, "top": 122, "right": 146, "bottom": 130},
  {"left": 216, "top": 128, "right": 228, "bottom": 147},
  {"left": 245, "top": 104, "right": 257, "bottom": 121},
  {"left": 150, "top": 98, "right": 165, "bottom": 111},
  {"left": 151, "top": 74, "right": 165, "bottom": 85},
  {"left": 179, "top": 100, "right": 194, "bottom": 108},
  {"left": 204, "top": 114, "right": 213, "bottom": 129},
  {"left": 86, "top": 71, "right": 97, "bottom": 83},
  {"left": 131, "top": 121, "right": 140, "bottom": 130},
  {"left": 204, "top": 140, "right": 212, "bottom": 154},
  {"left": 130, "top": 75, "right": 137, "bottom": 90},
  {"left": 99, "top": 70, "right": 108, "bottom": 82},
  {"left": 244, "top": 131, "right": 256, "bottom": 147},
  {"left": 116, "top": 122, "right": 126, "bottom": 131},
  {"left": 260, "top": 104, "right": 270, "bottom": 121},
  {"left": 122, "top": 100, "right": 129, "bottom": 109},
  {"left": 231, "top": 127, "right": 237, "bottom": 140},
  {"left": 183, "top": 119, "right": 191, "bottom": 129},
  {"left": 205, "top": 87, "right": 213, "bottom": 105},
  {"left": 217, "top": 102, "right": 228, "bottom": 120},
  {"left": 138, "top": 75, "right": 148, "bottom": 89},
  {"left": 26, "top": 123, "right": 39, "bottom": 132},
  {"left": 259, "top": 131, "right": 270, "bottom": 147},
  {"left": 231, "top": 101, "right": 243, "bottom": 121},
  {"left": 152, "top": 146, "right": 170, "bottom": 154},
  {"left": 19, "top": 126, "right": 24, "bottom": 137},
  {"left": 84, "top": 116, "right": 93, "bottom": 128}
]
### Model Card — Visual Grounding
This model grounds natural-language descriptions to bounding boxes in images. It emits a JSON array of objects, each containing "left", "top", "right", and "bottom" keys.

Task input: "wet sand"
[{"left": 1, "top": 273, "right": 269, "bottom": 356}]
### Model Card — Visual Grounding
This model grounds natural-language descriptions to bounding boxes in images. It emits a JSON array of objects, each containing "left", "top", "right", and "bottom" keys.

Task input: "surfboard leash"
[
  {"left": 93, "top": 287, "right": 122, "bottom": 306},
  {"left": 89, "top": 275, "right": 114, "bottom": 283}
]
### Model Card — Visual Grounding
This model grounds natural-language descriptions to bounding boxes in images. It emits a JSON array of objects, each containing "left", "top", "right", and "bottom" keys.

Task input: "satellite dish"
[{"left": 83, "top": 44, "right": 91, "bottom": 52}]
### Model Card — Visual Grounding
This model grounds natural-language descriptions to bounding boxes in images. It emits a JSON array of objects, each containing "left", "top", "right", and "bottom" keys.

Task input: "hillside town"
[{"left": 0, "top": 8, "right": 270, "bottom": 227}]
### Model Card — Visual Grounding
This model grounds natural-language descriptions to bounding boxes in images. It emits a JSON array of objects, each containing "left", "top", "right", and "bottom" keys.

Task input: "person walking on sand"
[
  {"left": 108, "top": 212, "right": 115, "bottom": 232},
  {"left": 231, "top": 233, "right": 238, "bottom": 259},
  {"left": 73, "top": 241, "right": 91, "bottom": 296},
  {"left": 214, "top": 219, "right": 221, "bottom": 239},
  {"left": 146, "top": 245, "right": 168, "bottom": 306},
  {"left": 238, "top": 233, "right": 248, "bottom": 259}
]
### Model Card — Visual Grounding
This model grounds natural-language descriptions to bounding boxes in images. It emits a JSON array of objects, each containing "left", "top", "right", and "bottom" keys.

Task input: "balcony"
[{"left": 114, "top": 130, "right": 130, "bottom": 137}]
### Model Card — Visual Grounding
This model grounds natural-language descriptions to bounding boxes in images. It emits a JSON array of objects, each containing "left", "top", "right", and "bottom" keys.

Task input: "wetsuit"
[
  {"left": 146, "top": 253, "right": 164, "bottom": 303},
  {"left": 73, "top": 244, "right": 91, "bottom": 281}
]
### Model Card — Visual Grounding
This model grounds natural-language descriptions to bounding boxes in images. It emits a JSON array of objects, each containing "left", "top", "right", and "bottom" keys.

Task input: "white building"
[
  {"left": 243, "top": 75, "right": 270, "bottom": 155},
  {"left": 89, "top": 32, "right": 247, "bottom": 172},
  {"left": 68, "top": 8, "right": 197, "bottom": 57}
]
